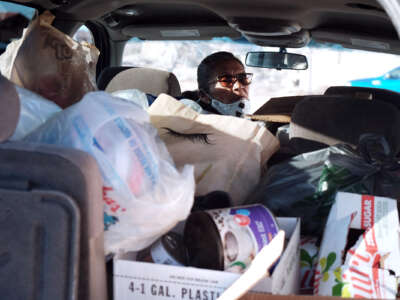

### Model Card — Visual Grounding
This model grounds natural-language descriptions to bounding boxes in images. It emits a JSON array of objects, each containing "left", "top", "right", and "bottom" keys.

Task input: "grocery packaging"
[
  {"left": 0, "top": 10, "right": 99, "bottom": 108},
  {"left": 217, "top": 230, "right": 285, "bottom": 300},
  {"left": 246, "top": 134, "right": 400, "bottom": 236},
  {"left": 184, "top": 204, "right": 280, "bottom": 273},
  {"left": 314, "top": 192, "right": 400, "bottom": 298},
  {"left": 148, "top": 94, "right": 280, "bottom": 206},
  {"left": 24, "top": 91, "right": 195, "bottom": 254},
  {"left": 113, "top": 217, "right": 300, "bottom": 300},
  {"left": 136, "top": 232, "right": 187, "bottom": 266},
  {"left": 299, "top": 237, "right": 319, "bottom": 294}
]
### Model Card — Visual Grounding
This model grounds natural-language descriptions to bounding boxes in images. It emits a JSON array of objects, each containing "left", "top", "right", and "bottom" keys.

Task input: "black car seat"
[
  {"left": 0, "top": 75, "right": 107, "bottom": 300},
  {"left": 97, "top": 66, "right": 181, "bottom": 98},
  {"left": 324, "top": 86, "right": 400, "bottom": 110},
  {"left": 288, "top": 95, "right": 400, "bottom": 155}
]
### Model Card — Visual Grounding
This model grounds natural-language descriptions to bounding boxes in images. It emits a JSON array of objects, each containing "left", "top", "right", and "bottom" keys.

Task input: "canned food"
[
  {"left": 136, "top": 232, "right": 187, "bottom": 266},
  {"left": 184, "top": 204, "right": 279, "bottom": 273}
]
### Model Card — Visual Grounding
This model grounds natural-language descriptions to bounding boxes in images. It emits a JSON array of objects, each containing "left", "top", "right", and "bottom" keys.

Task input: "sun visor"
[
  {"left": 312, "top": 29, "right": 400, "bottom": 54},
  {"left": 121, "top": 25, "right": 241, "bottom": 40}
]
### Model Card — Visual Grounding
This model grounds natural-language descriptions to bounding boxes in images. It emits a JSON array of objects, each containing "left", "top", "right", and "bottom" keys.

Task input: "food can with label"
[
  {"left": 136, "top": 232, "right": 187, "bottom": 266},
  {"left": 184, "top": 204, "right": 279, "bottom": 273}
]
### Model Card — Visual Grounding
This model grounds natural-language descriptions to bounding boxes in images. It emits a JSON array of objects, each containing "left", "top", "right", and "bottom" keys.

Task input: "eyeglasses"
[{"left": 209, "top": 73, "right": 253, "bottom": 87}]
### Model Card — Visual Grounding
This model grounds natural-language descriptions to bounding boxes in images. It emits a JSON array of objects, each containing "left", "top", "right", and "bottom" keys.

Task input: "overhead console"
[{"left": 228, "top": 17, "right": 310, "bottom": 48}]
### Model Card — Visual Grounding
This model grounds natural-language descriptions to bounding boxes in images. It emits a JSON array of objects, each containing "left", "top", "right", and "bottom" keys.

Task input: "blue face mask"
[
  {"left": 210, "top": 98, "right": 250, "bottom": 117},
  {"left": 201, "top": 91, "right": 250, "bottom": 117}
]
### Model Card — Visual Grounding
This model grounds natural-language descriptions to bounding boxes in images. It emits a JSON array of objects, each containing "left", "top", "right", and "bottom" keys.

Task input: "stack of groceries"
[
  {"left": 6, "top": 82, "right": 400, "bottom": 300},
  {"left": 1, "top": 15, "right": 399, "bottom": 298}
]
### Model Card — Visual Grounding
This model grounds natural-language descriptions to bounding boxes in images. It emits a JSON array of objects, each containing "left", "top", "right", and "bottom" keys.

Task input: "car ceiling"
[{"left": 13, "top": 0, "right": 400, "bottom": 54}]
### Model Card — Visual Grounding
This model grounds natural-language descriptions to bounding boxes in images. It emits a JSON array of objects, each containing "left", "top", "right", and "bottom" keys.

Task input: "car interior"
[{"left": 1, "top": 0, "right": 400, "bottom": 299}]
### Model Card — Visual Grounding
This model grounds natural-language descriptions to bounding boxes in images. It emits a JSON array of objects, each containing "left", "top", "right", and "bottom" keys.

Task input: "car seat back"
[
  {"left": 98, "top": 66, "right": 181, "bottom": 97},
  {"left": 0, "top": 75, "right": 107, "bottom": 300},
  {"left": 288, "top": 95, "right": 400, "bottom": 155},
  {"left": 325, "top": 85, "right": 400, "bottom": 110},
  {"left": 0, "top": 187, "right": 80, "bottom": 300},
  {"left": 0, "top": 75, "right": 20, "bottom": 141}
]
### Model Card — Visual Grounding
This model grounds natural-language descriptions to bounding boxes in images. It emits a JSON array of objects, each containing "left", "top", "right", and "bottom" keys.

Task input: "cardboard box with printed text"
[
  {"left": 113, "top": 217, "right": 300, "bottom": 300},
  {"left": 315, "top": 192, "right": 400, "bottom": 299}
]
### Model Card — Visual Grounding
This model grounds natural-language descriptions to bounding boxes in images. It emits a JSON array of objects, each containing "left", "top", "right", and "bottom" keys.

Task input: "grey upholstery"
[
  {"left": 104, "top": 66, "right": 181, "bottom": 97},
  {"left": 289, "top": 96, "right": 400, "bottom": 154},
  {"left": 0, "top": 75, "right": 20, "bottom": 142},
  {"left": 0, "top": 76, "right": 107, "bottom": 300},
  {"left": 97, "top": 66, "right": 133, "bottom": 90}
]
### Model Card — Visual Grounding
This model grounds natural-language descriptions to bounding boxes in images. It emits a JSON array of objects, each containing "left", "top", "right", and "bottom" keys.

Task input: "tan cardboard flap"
[
  {"left": 253, "top": 95, "right": 307, "bottom": 116},
  {"left": 248, "top": 114, "right": 291, "bottom": 123}
]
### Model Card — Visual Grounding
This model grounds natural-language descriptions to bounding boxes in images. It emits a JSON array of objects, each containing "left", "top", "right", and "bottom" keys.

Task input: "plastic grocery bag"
[
  {"left": 148, "top": 94, "right": 280, "bottom": 206},
  {"left": 10, "top": 86, "right": 62, "bottom": 140},
  {"left": 0, "top": 11, "right": 99, "bottom": 108},
  {"left": 25, "top": 91, "right": 195, "bottom": 254},
  {"left": 245, "top": 134, "right": 400, "bottom": 236}
]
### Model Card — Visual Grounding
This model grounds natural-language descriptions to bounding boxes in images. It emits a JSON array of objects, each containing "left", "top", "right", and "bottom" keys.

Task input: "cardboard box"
[
  {"left": 241, "top": 294, "right": 342, "bottom": 300},
  {"left": 113, "top": 217, "right": 300, "bottom": 300},
  {"left": 315, "top": 192, "right": 400, "bottom": 299}
]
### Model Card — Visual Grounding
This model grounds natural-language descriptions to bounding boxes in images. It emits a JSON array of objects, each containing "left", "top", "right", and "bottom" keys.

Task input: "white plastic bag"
[
  {"left": 10, "top": 86, "right": 62, "bottom": 140},
  {"left": 24, "top": 91, "right": 195, "bottom": 254}
]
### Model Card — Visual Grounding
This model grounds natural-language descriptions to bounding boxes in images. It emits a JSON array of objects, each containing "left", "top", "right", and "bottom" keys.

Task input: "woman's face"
[{"left": 207, "top": 60, "right": 250, "bottom": 104}]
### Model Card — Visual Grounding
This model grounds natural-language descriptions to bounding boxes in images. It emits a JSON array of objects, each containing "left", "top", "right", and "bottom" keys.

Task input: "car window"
[
  {"left": 73, "top": 25, "right": 94, "bottom": 44},
  {"left": 122, "top": 38, "right": 400, "bottom": 111},
  {"left": 0, "top": 1, "right": 36, "bottom": 54},
  {"left": 388, "top": 67, "right": 400, "bottom": 79}
]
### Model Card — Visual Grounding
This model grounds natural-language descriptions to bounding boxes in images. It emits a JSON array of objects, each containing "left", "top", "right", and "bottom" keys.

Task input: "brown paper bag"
[
  {"left": 148, "top": 94, "right": 280, "bottom": 205},
  {"left": 0, "top": 11, "right": 99, "bottom": 108}
]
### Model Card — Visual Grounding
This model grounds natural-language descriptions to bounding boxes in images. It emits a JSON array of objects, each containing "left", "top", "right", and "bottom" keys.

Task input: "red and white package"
[
  {"left": 300, "top": 237, "right": 319, "bottom": 294},
  {"left": 314, "top": 192, "right": 400, "bottom": 298}
]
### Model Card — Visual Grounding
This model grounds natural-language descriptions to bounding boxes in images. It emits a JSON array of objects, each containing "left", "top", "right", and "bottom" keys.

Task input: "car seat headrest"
[
  {"left": 325, "top": 86, "right": 400, "bottom": 110},
  {"left": 0, "top": 75, "right": 20, "bottom": 142},
  {"left": 97, "top": 66, "right": 133, "bottom": 90},
  {"left": 100, "top": 67, "right": 181, "bottom": 98},
  {"left": 289, "top": 96, "right": 400, "bottom": 154}
]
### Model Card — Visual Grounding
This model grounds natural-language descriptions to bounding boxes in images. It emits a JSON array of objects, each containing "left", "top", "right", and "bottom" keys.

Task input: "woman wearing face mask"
[{"left": 181, "top": 51, "right": 253, "bottom": 117}]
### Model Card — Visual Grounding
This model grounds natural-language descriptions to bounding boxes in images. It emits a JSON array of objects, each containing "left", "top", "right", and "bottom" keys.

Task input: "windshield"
[{"left": 123, "top": 38, "right": 400, "bottom": 112}]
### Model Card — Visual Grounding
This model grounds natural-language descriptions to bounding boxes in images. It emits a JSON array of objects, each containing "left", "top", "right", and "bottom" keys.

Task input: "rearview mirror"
[{"left": 245, "top": 51, "right": 308, "bottom": 70}]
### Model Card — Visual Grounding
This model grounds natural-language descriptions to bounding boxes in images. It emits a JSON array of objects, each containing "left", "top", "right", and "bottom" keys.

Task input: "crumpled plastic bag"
[
  {"left": 24, "top": 91, "right": 195, "bottom": 254},
  {"left": 0, "top": 10, "right": 99, "bottom": 108},
  {"left": 10, "top": 86, "right": 62, "bottom": 140},
  {"left": 245, "top": 134, "right": 400, "bottom": 236}
]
